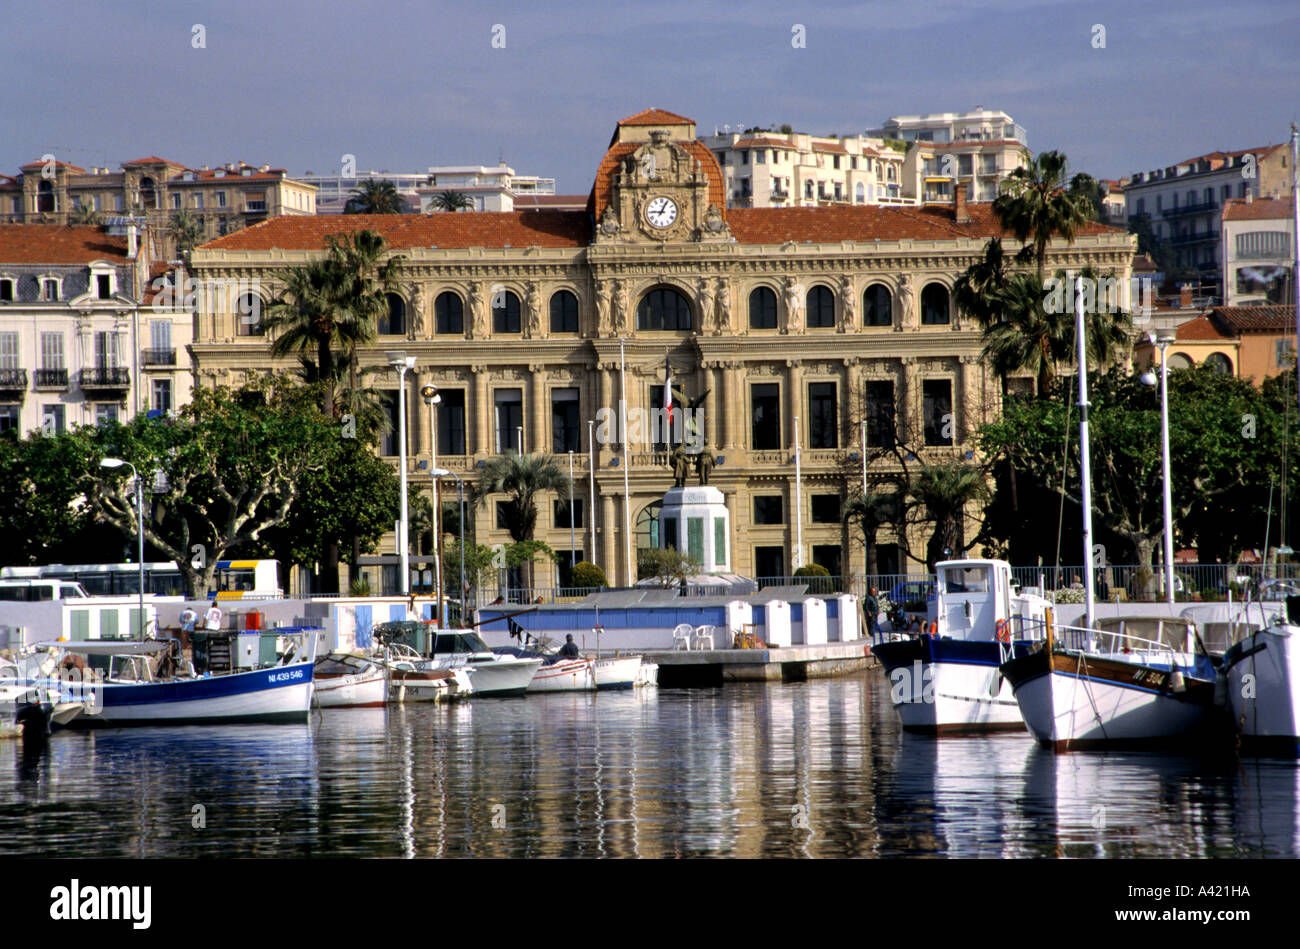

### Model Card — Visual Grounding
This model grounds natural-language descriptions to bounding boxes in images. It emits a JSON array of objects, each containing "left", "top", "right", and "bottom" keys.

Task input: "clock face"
[{"left": 645, "top": 196, "right": 678, "bottom": 229}]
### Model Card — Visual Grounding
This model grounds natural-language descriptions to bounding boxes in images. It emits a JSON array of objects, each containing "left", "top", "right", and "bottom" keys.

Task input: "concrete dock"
[{"left": 644, "top": 641, "right": 873, "bottom": 686}]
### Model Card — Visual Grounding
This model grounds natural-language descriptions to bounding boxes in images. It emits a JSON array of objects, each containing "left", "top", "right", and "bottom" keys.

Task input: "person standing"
[
  {"left": 864, "top": 587, "right": 880, "bottom": 640},
  {"left": 203, "top": 603, "right": 223, "bottom": 631},
  {"left": 179, "top": 606, "right": 198, "bottom": 634}
]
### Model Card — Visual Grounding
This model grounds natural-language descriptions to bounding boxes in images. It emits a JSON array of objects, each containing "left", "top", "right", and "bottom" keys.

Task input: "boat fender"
[
  {"left": 988, "top": 671, "right": 1003, "bottom": 697},
  {"left": 928, "top": 621, "right": 937, "bottom": 637},
  {"left": 995, "top": 619, "right": 1011, "bottom": 643},
  {"left": 1168, "top": 670, "right": 1186, "bottom": 694}
]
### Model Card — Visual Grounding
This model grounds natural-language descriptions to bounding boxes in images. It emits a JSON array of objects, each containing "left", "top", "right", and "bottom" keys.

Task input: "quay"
[{"left": 644, "top": 641, "right": 873, "bottom": 687}]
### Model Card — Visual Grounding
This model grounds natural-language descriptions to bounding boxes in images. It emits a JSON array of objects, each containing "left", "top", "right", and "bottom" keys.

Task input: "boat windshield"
[
  {"left": 432, "top": 632, "right": 491, "bottom": 655},
  {"left": 944, "top": 566, "right": 990, "bottom": 594}
]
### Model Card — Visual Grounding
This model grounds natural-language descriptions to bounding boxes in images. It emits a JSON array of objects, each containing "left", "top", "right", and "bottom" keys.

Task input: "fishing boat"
[
  {"left": 13, "top": 628, "right": 319, "bottom": 727},
  {"left": 594, "top": 655, "right": 644, "bottom": 690},
  {"left": 428, "top": 630, "right": 542, "bottom": 697},
  {"left": 1222, "top": 584, "right": 1300, "bottom": 755},
  {"left": 0, "top": 656, "right": 85, "bottom": 741},
  {"left": 313, "top": 652, "right": 388, "bottom": 708},
  {"left": 999, "top": 615, "right": 1222, "bottom": 750},
  {"left": 870, "top": 559, "right": 1050, "bottom": 733}
]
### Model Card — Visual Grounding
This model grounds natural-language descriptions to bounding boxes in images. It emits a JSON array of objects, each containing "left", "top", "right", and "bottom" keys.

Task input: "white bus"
[{"left": 0, "top": 560, "right": 282, "bottom": 599}]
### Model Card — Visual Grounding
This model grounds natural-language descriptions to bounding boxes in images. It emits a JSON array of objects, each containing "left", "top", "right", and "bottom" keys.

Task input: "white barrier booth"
[
  {"left": 761, "top": 599, "right": 792, "bottom": 647},
  {"left": 800, "top": 597, "right": 828, "bottom": 645}
]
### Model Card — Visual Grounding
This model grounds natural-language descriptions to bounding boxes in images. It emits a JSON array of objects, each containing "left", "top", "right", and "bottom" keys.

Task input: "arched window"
[
  {"left": 1166, "top": 352, "right": 1193, "bottom": 370},
  {"left": 1203, "top": 352, "right": 1232, "bottom": 375},
  {"left": 749, "top": 286, "right": 777, "bottom": 329},
  {"left": 855, "top": 182, "right": 865, "bottom": 203},
  {"left": 550, "top": 289, "right": 579, "bottom": 334},
  {"left": 804, "top": 180, "right": 814, "bottom": 199},
  {"left": 806, "top": 285, "right": 835, "bottom": 328},
  {"left": 435, "top": 292, "right": 463, "bottom": 334},
  {"left": 921, "top": 283, "right": 950, "bottom": 325},
  {"left": 493, "top": 290, "right": 522, "bottom": 333},
  {"left": 37, "top": 180, "right": 54, "bottom": 213},
  {"left": 379, "top": 292, "right": 405, "bottom": 335},
  {"left": 139, "top": 176, "right": 157, "bottom": 210},
  {"left": 635, "top": 500, "right": 664, "bottom": 555},
  {"left": 236, "top": 292, "right": 265, "bottom": 336},
  {"left": 863, "top": 284, "right": 892, "bottom": 327},
  {"left": 637, "top": 286, "right": 692, "bottom": 331}
]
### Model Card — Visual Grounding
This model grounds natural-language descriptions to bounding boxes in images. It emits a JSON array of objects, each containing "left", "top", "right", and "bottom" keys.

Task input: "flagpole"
[
  {"left": 1076, "top": 276, "right": 1097, "bottom": 629},
  {"left": 620, "top": 338, "right": 632, "bottom": 587}
]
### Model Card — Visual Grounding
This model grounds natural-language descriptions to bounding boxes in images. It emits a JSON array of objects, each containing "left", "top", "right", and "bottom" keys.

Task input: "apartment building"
[
  {"left": 1221, "top": 195, "right": 1294, "bottom": 306},
  {"left": 0, "top": 223, "right": 192, "bottom": 436},
  {"left": 870, "top": 109, "right": 1031, "bottom": 203}
]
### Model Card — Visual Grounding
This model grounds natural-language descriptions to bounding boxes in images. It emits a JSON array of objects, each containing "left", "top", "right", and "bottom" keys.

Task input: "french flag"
[{"left": 663, "top": 356, "right": 674, "bottom": 443}]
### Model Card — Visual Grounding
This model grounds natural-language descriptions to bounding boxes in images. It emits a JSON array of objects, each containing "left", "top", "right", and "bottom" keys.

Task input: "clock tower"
[{"left": 590, "top": 109, "right": 730, "bottom": 245}]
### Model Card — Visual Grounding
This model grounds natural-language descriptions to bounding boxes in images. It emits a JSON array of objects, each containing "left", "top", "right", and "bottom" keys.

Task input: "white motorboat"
[
  {"left": 313, "top": 652, "right": 388, "bottom": 708},
  {"left": 526, "top": 654, "right": 595, "bottom": 692},
  {"left": 373, "top": 643, "right": 473, "bottom": 703},
  {"left": 1000, "top": 616, "right": 1222, "bottom": 750},
  {"left": 870, "top": 559, "right": 1050, "bottom": 733},
  {"left": 0, "top": 657, "right": 84, "bottom": 740},
  {"left": 1223, "top": 583, "right": 1300, "bottom": 755},
  {"left": 427, "top": 630, "right": 542, "bottom": 697},
  {"left": 594, "top": 655, "right": 643, "bottom": 690}
]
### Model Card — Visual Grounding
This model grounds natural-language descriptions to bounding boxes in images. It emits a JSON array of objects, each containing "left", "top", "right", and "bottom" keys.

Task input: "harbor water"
[{"left": 2, "top": 672, "right": 1299, "bottom": 858}]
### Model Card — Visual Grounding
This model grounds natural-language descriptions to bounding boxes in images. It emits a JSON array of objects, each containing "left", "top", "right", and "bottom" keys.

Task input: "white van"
[{"left": 0, "top": 579, "right": 90, "bottom": 602}]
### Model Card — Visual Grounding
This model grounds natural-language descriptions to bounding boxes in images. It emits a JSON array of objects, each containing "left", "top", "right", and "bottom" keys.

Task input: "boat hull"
[
  {"left": 594, "top": 656, "right": 642, "bottom": 690},
  {"left": 872, "top": 637, "right": 1028, "bottom": 734},
  {"left": 528, "top": 657, "right": 595, "bottom": 692},
  {"left": 389, "top": 668, "right": 472, "bottom": 703},
  {"left": 69, "top": 662, "right": 315, "bottom": 727},
  {"left": 1225, "top": 625, "right": 1300, "bottom": 755},
  {"left": 315, "top": 668, "right": 388, "bottom": 708},
  {"left": 1000, "top": 649, "right": 1220, "bottom": 751},
  {"left": 464, "top": 658, "right": 543, "bottom": 697}
]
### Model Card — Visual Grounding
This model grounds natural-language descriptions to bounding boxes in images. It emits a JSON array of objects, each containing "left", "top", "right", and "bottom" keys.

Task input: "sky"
[{"left": 2, "top": 0, "right": 1297, "bottom": 193}]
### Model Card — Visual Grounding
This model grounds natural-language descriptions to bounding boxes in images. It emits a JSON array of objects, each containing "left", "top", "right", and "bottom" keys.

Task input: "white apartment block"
[
  {"left": 1221, "top": 195, "right": 1295, "bottom": 306},
  {"left": 698, "top": 131, "right": 911, "bottom": 208},
  {"left": 870, "top": 109, "right": 1031, "bottom": 203},
  {"left": 300, "top": 163, "right": 558, "bottom": 214},
  {"left": 0, "top": 223, "right": 192, "bottom": 436}
]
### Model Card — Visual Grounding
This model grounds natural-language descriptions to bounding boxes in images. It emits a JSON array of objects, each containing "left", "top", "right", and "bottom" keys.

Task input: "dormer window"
[
  {"left": 215, "top": 169, "right": 226, "bottom": 178},
  {"left": 0, "top": 279, "right": 12, "bottom": 301},
  {"left": 42, "top": 279, "right": 60, "bottom": 302},
  {"left": 240, "top": 168, "right": 252, "bottom": 177},
  {"left": 97, "top": 274, "right": 112, "bottom": 299}
]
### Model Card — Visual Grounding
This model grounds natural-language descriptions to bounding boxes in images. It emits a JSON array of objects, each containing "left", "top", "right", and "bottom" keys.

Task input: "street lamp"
[
  {"left": 388, "top": 352, "right": 417, "bottom": 597},
  {"left": 101, "top": 457, "right": 144, "bottom": 639},
  {"left": 420, "top": 382, "right": 442, "bottom": 624},
  {"left": 1141, "top": 332, "right": 1177, "bottom": 606},
  {"left": 568, "top": 450, "right": 576, "bottom": 585},
  {"left": 431, "top": 467, "right": 466, "bottom": 625},
  {"left": 792, "top": 415, "right": 803, "bottom": 572}
]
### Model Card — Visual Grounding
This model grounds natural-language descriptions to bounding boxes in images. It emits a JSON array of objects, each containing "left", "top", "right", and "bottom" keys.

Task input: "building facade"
[
  {"left": 188, "top": 108, "right": 1133, "bottom": 588},
  {"left": 869, "top": 109, "right": 1031, "bottom": 203},
  {"left": 0, "top": 223, "right": 192, "bottom": 436},
  {"left": 1221, "top": 195, "right": 1294, "bottom": 306}
]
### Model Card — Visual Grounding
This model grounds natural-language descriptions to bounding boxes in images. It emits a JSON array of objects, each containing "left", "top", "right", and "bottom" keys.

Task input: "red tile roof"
[
  {"left": 19, "top": 160, "right": 86, "bottom": 174},
  {"left": 198, "top": 211, "right": 591, "bottom": 252},
  {"left": 1175, "top": 315, "right": 1233, "bottom": 341},
  {"left": 123, "top": 157, "right": 182, "bottom": 167},
  {"left": 586, "top": 140, "right": 726, "bottom": 222},
  {"left": 0, "top": 224, "right": 129, "bottom": 263},
  {"left": 736, "top": 137, "right": 792, "bottom": 149},
  {"left": 617, "top": 108, "right": 695, "bottom": 127},
  {"left": 1222, "top": 196, "right": 1295, "bottom": 221},
  {"left": 726, "top": 202, "right": 1122, "bottom": 244},
  {"left": 1210, "top": 304, "right": 1296, "bottom": 333},
  {"left": 811, "top": 142, "right": 848, "bottom": 154}
]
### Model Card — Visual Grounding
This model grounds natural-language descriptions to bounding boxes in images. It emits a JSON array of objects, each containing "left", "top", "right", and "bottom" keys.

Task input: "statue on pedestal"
[
  {"left": 694, "top": 445, "right": 715, "bottom": 485},
  {"left": 670, "top": 444, "right": 690, "bottom": 487}
]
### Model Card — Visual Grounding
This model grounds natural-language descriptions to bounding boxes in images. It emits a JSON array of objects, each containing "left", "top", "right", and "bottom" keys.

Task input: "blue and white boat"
[
  {"left": 871, "top": 559, "right": 1050, "bottom": 733},
  {"left": 8, "top": 629, "right": 319, "bottom": 727}
]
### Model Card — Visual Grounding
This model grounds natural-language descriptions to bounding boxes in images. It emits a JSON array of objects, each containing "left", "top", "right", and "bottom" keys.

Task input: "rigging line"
[{"left": 1053, "top": 378, "right": 1074, "bottom": 585}]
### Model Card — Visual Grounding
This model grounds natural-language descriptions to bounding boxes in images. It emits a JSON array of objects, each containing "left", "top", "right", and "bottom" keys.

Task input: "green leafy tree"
[
  {"left": 344, "top": 179, "right": 408, "bottom": 214},
  {"left": 68, "top": 203, "right": 100, "bottom": 226},
  {"left": 168, "top": 209, "right": 205, "bottom": 257},
  {"left": 570, "top": 561, "right": 608, "bottom": 589},
  {"left": 637, "top": 547, "right": 700, "bottom": 587},
  {"left": 0, "top": 430, "right": 103, "bottom": 563},
  {"left": 908, "top": 464, "right": 991, "bottom": 570},
  {"left": 80, "top": 379, "right": 337, "bottom": 596},
  {"left": 478, "top": 453, "right": 571, "bottom": 588},
  {"left": 843, "top": 487, "right": 902, "bottom": 576}
]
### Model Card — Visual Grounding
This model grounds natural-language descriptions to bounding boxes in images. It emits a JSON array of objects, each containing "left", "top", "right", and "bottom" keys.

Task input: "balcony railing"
[
  {"left": 81, "top": 367, "right": 131, "bottom": 389},
  {"left": 34, "top": 368, "right": 69, "bottom": 390},
  {"left": 1169, "top": 231, "right": 1217, "bottom": 246},
  {"left": 1162, "top": 200, "right": 1218, "bottom": 218},
  {"left": 142, "top": 348, "right": 176, "bottom": 366},
  {"left": 0, "top": 367, "right": 26, "bottom": 389},
  {"left": 245, "top": 201, "right": 267, "bottom": 213}
]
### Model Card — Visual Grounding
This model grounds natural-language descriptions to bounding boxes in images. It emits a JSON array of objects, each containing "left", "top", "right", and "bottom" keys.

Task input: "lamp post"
[
  {"left": 587, "top": 419, "right": 597, "bottom": 570},
  {"left": 421, "top": 382, "right": 442, "bottom": 623},
  {"left": 568, "top": 450, "right": 576, "bottom": 583},
  {"left": 388, "top": 352, "right": 417, "bottom": 596},
  {"left": 432, "top": 467, "right": 465, "bottom": 625},
  {"left": 792, "top": 415, "right": 803, "bottom": 572},
  {"left": 1141, "top": 332, "right": 1177, "bottom": 606},
  {"left": 619, "top": 338, "right": 632, "bottom": 587},
  {"left": 101, "top": 457, "right": 144, "bottom": 638}
]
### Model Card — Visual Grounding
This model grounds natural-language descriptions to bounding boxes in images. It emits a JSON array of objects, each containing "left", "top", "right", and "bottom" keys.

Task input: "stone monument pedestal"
[{"left": 659, "top": 485, "right": 730, "bottom": 573}]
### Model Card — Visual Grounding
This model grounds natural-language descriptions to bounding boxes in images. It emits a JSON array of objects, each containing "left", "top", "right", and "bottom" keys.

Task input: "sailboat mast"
[
  {"left": 1292, "top": 123, "right": 1299, "bottom": 442},
  {"left": 1075, "top": 276, "right": 1098, "bottom": 628}
]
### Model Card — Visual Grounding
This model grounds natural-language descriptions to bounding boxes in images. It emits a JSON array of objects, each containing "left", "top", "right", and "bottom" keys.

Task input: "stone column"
[
  {"left": 723, "top": 362, "right": 742, "bottom": 451},
  {"left": 413, "top": 370, "right": 429, "bottom": 456},
  {"left": 843, "top": 358, "right": 861, "bottom": 447},
  {"left": 529, "top": 364, "right": 547, "bottom": 455},
  {"left": 472, "top": 365, "right": 490, "bottom": 456},
  {"left": 601, "top": 493, "right": 617, "bottom": 582},
  {"left": 786, "top": 359, "right": 804, "bottom": 449},
  {"left": 900, "top": 356, "right": 919, "bottom": 445},
  {"left": 959, "top": 355, "right": 981, "bottom": 442}
]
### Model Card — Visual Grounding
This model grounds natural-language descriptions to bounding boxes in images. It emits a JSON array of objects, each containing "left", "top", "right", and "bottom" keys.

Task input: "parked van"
[{"left": 0, "top": 579, "right": 90, "bottom": 601}]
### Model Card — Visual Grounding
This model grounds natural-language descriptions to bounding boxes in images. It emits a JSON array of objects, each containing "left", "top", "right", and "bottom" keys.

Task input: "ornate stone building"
[{"left": 188, "top": 108, "right": 1135, "bottom": 590}]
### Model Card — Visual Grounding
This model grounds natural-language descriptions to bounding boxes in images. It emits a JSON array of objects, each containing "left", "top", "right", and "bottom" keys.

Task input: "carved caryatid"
[
  {"left": 407, "top": 283, "right": 425, "bottom": 339},
  {"left": 782, "top": 277, "right": 805, "bottom": 335},
  {"left": 714, "top": 277, "right": 731, "bottom": 336},
  {"left": 524, "top": 282, "right": 542, "bottom": 339},
  {"left": 468, "top": 281, "right": 487, "bottom": 339},
  {"left": 838, "top": 276, "right": 855, "bottom": 333},
  {"left": 696, "top": 278, "right": 714, "bottom": 336},
  {"left": 595, "top": 280, "right": 612, "bottom": 337},
  {"left": 610, "top": 279, "right": 628, "bottom": 337},
  {"left": 897, "top": 274, "right": 916, "bottom": 330}
]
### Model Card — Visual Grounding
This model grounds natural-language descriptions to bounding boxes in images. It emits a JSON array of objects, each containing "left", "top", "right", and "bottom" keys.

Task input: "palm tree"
[
  {"left": 168, "top": 209, "right": 205, "bottom": 258},
  {"left": 478, "top": 453, "right": 572, "bottom": 590},
  {"left": 343, "top": 179, "right": 407, "bottom": 214},
  {"left": 262, "top": 258, "right": 352, "bottom": 417},
  {"left": 68, "top": 203, "right": 100, "bottom": 226},
  {"left": 992, "top": 151, "right": 1097, "bottom": 280},
  {"left": 909, "top": 464, "right": 991, "bottom": 570},
  {"left": 843, "top": 488, "right": 902, "bottom": 576},
  {"left": 427, "top": 190, "right": 474, "bottom": 213},
  {"left": 323, "top": 229, "right": 405, "bottom": 400}
]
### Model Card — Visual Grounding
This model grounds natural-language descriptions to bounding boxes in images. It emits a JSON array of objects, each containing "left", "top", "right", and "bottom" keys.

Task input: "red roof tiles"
[
  {"left": 617, "top": 108, "right": 695, "bottom": 127},
  {"left": 1222, "top": 196, "right": 1295, "bottom": 221},
  {"left": 0, "top": 224, "right": 128, "bottom": 263},
  {"left": 1210, "top": 305, "right": 1296, "bottom": 333},
  {"left": 1175, "top": 315, "right": 1232, "bottom": 341}
]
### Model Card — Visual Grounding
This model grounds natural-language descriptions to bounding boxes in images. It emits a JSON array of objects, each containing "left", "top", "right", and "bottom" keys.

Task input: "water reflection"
[{"left": 1, "top": 675, "right": 1299, "bottom": 858}]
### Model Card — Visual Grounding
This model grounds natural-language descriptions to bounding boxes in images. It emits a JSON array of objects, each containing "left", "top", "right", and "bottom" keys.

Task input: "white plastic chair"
[
  {"left": 672, "top": 623, "right": 693, "bottom": 651},
  {"left": 692, "top": 624, "right": 715, "bottom": 651}
]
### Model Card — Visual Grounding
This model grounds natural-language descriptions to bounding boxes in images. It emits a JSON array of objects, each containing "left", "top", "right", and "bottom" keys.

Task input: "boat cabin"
[{"left": 933, "top": 559, "right": 1049, "bottom": 641}]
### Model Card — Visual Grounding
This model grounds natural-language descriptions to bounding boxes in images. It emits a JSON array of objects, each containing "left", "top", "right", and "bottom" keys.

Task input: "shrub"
[
  {"left": 570, "top": 561, "right": 608, "bottom": 589},
  {"left": 794, "top": 562, "right": 833, "bottom": 594}
]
